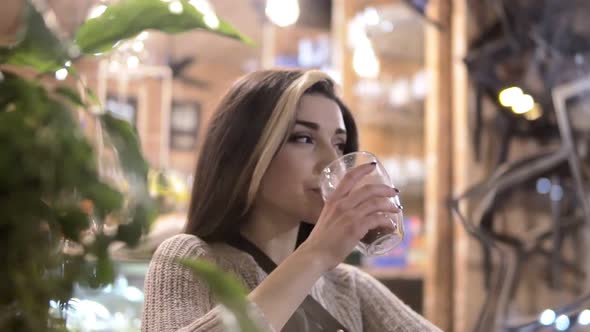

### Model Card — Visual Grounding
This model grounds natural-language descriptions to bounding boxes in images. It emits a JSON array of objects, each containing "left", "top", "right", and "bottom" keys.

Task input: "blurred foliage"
[
  {"left": 178, "top": 259, "right": 261, "bottom": 332},
  {"left": 75, "top": 0, "right": 254, "bottom": 54},
  {"left": 148, "top": 169, "right": 191, "bottom": 213},
  {"left": 0, "top": 1, "right": 256, "bottom": 331},
  {"left": 0, "top": 4, "right": 69, "bottom": 72}
]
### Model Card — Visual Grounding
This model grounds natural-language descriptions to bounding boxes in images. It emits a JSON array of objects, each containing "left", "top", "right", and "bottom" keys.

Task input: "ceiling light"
[
  {"left": 353, "top": 37, "right": 380, "bottom": 79},
  {"left": 109, "top": 61, "right": 120, "bottom": 73},
  {"left": 380, "top": 21, "right": 394, "bottom": 32},
  {"left": 364, "top": 7, "right": 380, "bottom": 26},
  {"left": 127, "top": 56, "right": 139, "bottom": 69},
  {"left": 265, "top": 0, "right": 300, "bottom": 27}
]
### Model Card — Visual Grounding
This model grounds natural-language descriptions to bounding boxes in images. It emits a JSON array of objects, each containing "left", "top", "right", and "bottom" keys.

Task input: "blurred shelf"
[
  {"left": 355, "top": 109, "right": 424, "bottom": 131},
  {"left": 362, "top": 265, "right": 424, "bottom": 280},
  {"left": 399, "top": 183, "right": 424, "bottom": 198}
]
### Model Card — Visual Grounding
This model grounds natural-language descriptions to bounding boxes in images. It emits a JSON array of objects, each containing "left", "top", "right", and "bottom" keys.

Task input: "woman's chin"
[
  {"left": 300, "top": 198, "right": 323, "bottom": 224},
  {"left": 301, "top": 210, "right": 321, "bottom": 225}
]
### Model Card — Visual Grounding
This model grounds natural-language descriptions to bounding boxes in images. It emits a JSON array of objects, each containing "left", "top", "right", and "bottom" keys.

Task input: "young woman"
[{"left": 142, "top": 69, "right": 442, "bottom": 332}]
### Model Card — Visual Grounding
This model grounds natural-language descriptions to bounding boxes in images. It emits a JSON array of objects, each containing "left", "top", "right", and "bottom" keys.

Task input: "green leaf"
[
  {"left": 83, "top": 255, "right": 115, "bottom": 288},
  {"left": 75, "top": 0, "right": 254, "bottom": 55},
  {"left": 178, "top": 258, "right": 248, "bottom": 309},
  {"left": 95, "top": 254, "right": 115, "bottom": 286},
  {"left": 115, "top": 218, "right": 142, "bottom": 247},
  {"left": 99, "top": 112, "right": 158, "bottom": 239},
  {"left": 81, "top": 180, "right": 124, "bottom": 217},
  {"left": 54, "top": 86, "right": 85, "bottom": 107},
  {"left": 0, "top": 74, "right": 19, "bottom": 109},
  {"left": 115, "top": 204, "right": 151, "bottom": 247},
  {"left": 100, "top": 113, "right": 149, "bottom": 178},
  {"left": 56, "top": 207, "right": 90, "bottom": 241},
  {"left": 178, "top": 258, "right": 260, "bottom": 332},
  {"left": 85, "top": 88, "right": 100, "bottom": 106},
  {"left": 82, "top": 234, "right": 116, "bottom": 288},
  {"left": 0, "top": 3, "right": 69, "bottom": 72}
]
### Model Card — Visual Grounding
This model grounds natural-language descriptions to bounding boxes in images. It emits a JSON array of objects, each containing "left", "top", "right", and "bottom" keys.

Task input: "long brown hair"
[{"left": 184, "top": 69, "right": 358, "bottom": 242}]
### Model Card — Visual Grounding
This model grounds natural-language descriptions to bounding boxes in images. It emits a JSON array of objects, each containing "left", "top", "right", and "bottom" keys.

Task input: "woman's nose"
[{"left": 316, "top": 146, "right": 340, "bottom": 174}]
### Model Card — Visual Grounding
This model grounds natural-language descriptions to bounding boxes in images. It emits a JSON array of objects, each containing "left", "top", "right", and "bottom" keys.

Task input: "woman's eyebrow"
[
  {"left": 295, "top": 120, "right": 347, "bottom": 135},
  {"left": 295, "top": 120, "right": 319, "bottom": 130}
]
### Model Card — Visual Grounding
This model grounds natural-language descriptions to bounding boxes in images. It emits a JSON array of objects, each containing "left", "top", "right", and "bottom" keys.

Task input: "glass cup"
[{"left": 320, "top": 151, "right": 404, "bottom": 256}]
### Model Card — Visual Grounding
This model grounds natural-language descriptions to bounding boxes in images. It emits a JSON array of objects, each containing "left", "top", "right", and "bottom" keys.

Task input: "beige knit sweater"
[{"left": 141, "top": 234, "right": 443, "bottom": 332}]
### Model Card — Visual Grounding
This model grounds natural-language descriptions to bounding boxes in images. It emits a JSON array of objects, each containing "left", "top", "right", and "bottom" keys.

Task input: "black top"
[{"left": 226, "top": 234, "right": 349, "bottom": 332}]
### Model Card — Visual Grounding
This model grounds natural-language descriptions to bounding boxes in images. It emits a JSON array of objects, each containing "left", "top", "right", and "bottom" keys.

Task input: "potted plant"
[{"left": 0, "top": 1, "right": 257, "bottom": 331}]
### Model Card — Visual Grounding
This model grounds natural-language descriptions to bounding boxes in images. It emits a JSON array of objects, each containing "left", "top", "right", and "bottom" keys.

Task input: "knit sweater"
[{"left": 141, "top": 234, "right": 443, "bottom": 332}]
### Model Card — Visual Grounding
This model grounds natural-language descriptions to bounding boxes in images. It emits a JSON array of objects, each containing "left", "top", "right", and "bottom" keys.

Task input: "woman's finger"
[
  {"left": 356, "top": 197, "right": 400, "bottom": 217},
  {"left": 328, "top": 162, "right": 376, "bottom": 200},
  {"left": 342, "top": 184, "right": 398, "bottom": 208}
]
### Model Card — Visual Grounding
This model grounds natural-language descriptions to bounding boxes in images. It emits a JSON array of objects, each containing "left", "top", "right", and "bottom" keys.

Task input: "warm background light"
[
  {"left": 511, "top": 94, "right": 534, "bottom": 114},
  {"left": 498, "top": 86, "right": 523, "bottom": 107},
  {"left": 265, "top": 0, "right": 300, "bottom": 27},
  {"left": 352, "top": 37, "right": 380, "bottom": 79}
]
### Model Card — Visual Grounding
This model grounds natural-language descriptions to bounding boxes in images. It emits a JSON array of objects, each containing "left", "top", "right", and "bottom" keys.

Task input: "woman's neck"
[{"left": 240, "top": 209, "right": 300, "bottom": 265}]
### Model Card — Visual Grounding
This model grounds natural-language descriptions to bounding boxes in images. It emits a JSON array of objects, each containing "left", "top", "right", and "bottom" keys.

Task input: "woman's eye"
[{"left": 290, "top": 134, "right": 313, "bottom": 144}]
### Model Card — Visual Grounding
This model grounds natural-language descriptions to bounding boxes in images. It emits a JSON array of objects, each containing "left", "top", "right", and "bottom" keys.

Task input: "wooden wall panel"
[{"left": 424, "top": 0, "right": 454, "bottom": 330}]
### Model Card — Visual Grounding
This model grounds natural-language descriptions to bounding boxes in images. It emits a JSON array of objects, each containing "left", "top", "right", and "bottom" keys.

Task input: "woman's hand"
[
  {"left": 298, "top": 162, "right": 401, "bottom": 271},
  {"left": 248, "top": 163, "right": 400, "bottom": 330}
]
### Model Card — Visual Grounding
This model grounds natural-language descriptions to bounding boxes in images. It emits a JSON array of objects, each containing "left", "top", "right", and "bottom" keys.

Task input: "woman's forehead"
[{"left": 295, "top": 94, "right": 345, "bottom": 129}]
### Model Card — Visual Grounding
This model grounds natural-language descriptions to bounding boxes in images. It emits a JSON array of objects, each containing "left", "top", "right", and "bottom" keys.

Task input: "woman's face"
[{"left": 254, "top": 93, "right": 347, "bottom": 225}]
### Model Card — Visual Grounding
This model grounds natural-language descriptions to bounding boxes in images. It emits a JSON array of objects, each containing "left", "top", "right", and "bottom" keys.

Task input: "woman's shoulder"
[
  {"left": 153, "top": 233, "right": 211, "bottom": 259},
  {"left": 152, "top": 234, "right": 260, "bottom": 274}
]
